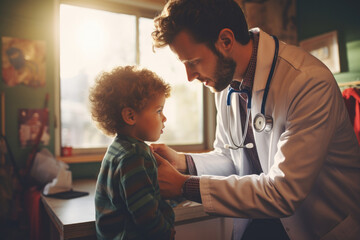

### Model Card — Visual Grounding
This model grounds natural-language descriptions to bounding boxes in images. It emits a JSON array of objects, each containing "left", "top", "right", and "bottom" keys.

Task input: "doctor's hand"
[
  {"left": 151, "top": 143, "right": 187, "bottom": 173},
  {"left": 153, "top": 152, "right": 189, "bottom": 199}
]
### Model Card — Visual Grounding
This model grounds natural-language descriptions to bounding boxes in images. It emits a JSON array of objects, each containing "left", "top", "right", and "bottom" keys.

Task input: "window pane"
[
  {"left": 60, "top": 4, "right": 136, "bottom": 148},
  {"left": 139, "top": 17, "right": 204, "bottom": 145}
]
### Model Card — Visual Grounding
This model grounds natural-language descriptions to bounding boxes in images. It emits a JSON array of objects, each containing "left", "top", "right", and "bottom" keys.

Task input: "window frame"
[{"left": 54, "top": 0, "right": 215, "bottom": 160}]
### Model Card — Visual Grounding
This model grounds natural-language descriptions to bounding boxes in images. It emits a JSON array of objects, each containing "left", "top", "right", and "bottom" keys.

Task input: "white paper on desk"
[
  {"left": 30, "top": 148, "right": 69, "bottom": 186},
  {"left": 43, "top": 168, "right": 72, "bottom": 195}
]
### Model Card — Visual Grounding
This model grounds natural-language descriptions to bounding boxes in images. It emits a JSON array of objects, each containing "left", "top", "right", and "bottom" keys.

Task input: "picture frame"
[
  {"left": 299, "top": 31, "right": 340, "bottom": 74},
  {"left": 2, "top": 36, "right": 46, "bottom": 87},
  {"left": 18, "top": 108, "right": 50, "bottom": 148}
]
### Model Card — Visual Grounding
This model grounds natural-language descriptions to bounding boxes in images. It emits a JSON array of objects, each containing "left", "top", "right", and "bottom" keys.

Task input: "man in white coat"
[{"left": 151, "top": 0, "right": 360, "bottom": 239}]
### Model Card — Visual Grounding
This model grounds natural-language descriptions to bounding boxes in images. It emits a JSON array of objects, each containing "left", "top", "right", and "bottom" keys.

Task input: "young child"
[{"left": 89, "top": 66, "right": 175, "bottom": 240}]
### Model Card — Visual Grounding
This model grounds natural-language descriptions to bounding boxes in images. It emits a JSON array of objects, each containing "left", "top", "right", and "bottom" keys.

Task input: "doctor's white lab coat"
[{"left": 190, "top": 29, "right": 360, "bottom": 240}]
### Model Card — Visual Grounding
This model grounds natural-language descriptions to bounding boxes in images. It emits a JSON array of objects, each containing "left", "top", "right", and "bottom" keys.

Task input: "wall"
[
  {"left": 0, "top": 0, "right": 56, "bottom": 170},
  {"left": 297, "top": 0, "right": 360, "bottom": 83}
]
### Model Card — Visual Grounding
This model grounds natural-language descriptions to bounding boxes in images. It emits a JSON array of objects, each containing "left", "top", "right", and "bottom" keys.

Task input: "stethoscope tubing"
[
  {"left": 227, "top": 87, "right": 252, "bottom": 108},
  {"left": 260, "top": 36, "right": 279, "bottom": 115}
]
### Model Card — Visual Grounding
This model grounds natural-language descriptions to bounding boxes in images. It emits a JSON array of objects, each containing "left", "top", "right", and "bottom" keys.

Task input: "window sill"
[
  {"left": 57, "top": 154, "right": 104, "bottom": 163},
  {"left": 57, "top": 149, "right": 213, "bottom": 164}
]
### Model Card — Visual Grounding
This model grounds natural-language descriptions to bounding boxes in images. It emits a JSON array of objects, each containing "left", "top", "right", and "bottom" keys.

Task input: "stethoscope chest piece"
[{"left": 253, "top": 113, "right": 273, "bottom": 133}]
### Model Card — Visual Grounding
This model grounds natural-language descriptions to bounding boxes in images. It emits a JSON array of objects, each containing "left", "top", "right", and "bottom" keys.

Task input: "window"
[{"left": 59, "top": 3, "right": 206, "bottom": 154}]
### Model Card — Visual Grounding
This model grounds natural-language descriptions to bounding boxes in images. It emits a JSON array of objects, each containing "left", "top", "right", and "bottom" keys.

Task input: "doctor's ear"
[
  {"left": 216, "top": 28, "right": 235, "bottom": 52},
  {"left": 121, "top": 107, "right": 137, "bottom": 125}
]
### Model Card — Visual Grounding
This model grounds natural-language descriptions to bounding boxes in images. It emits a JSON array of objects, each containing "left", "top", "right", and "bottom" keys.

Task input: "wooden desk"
[
  {"left": 41, "top": 179, "right": 97, "bottom": 240},
  {"left": 41, "top": 179, "right": 214, "bottom": 240}
]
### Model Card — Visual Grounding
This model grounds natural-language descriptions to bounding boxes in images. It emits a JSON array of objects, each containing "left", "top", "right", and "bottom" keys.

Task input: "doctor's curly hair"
[{"left": 89, "top": 66, "right": 171, "bottom": 136}]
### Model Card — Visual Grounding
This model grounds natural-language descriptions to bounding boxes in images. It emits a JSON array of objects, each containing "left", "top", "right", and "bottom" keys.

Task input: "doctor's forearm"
[{"left": 175, "top": 153, "right": 187, "bottom": 173}]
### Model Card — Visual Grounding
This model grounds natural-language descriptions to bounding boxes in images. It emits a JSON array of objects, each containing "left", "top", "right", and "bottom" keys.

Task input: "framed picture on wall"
[
  {"left": 1, "top": 36, "right": 46, "bottom": 87},
  {"left": 18, "top": 108, "right": 50, "bottom": 148},
  {"left": 299, "top": 31, "right": 340, "bottom": 74}
]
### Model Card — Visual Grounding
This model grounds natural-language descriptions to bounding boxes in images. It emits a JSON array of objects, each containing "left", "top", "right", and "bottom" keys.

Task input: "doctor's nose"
[{"left": 185, "top": 66, "right": 199, "bottom": 82}]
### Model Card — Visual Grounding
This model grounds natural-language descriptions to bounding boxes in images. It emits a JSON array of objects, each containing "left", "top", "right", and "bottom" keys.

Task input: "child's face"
[{"left": 134, "top": 94, "right": 167, "bottom": 142}]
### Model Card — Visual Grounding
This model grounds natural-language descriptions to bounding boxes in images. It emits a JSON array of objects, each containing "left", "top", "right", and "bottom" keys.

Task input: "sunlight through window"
[{"left": 60, "top": 4, "right": 204, "bottom": 150}]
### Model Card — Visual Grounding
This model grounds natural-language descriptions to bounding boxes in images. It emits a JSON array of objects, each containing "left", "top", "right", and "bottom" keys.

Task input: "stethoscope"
[{"left": 224, "top": 36, "right": 279, "bottom": 150}]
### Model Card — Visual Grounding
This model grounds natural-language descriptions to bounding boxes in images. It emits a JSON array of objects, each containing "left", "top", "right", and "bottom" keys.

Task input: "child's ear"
[{"left": 121, "top": 107, "right": 137, "bottom": 125}]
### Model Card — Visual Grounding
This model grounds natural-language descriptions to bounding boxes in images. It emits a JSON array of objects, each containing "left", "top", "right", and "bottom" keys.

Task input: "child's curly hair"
[{"left": 89, "top": 66, "right": 171, "bottom": 136}]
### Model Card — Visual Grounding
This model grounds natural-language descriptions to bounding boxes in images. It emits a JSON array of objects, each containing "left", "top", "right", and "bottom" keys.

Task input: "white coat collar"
[{"left": 250, "top": 28, "right": 276, "bottom": 93}]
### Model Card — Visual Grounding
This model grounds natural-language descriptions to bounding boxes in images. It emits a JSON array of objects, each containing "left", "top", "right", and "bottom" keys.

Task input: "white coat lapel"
[
  {"left": 252, "top": 29, "right": 276, "bottom": 93},
  {"left": 251, "top": 29, "right": 276, "bottom": 173},
  {"left": 229, "top": 88, "right": 243, "bottom": 149}
]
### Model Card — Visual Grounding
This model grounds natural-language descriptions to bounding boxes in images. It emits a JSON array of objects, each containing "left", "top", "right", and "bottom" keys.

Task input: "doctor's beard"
[{"left": 212, "top": 49, "right": 237, "bottom": 92}]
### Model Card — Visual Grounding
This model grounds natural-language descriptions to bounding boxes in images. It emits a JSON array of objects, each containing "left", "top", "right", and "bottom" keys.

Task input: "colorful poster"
[
  {"left": 18, "top": 109, "right": 50, "bottom": 148},
  {"left": 1, "top": 37, "right": 46, "bottom": 87}
]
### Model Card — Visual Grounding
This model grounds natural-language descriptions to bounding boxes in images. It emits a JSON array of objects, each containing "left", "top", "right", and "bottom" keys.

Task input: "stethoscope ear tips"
[
  {"left": 245, "top": 143, "right": 254, "bottom": 149},
  {"left": 224, "top": 143, "right": 254, "bottom": 149}
]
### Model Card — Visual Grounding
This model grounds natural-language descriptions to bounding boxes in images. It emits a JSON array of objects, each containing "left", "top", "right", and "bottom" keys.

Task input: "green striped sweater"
[{"left": 95, "top": 135, "right": 175, "bottom": 240}]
